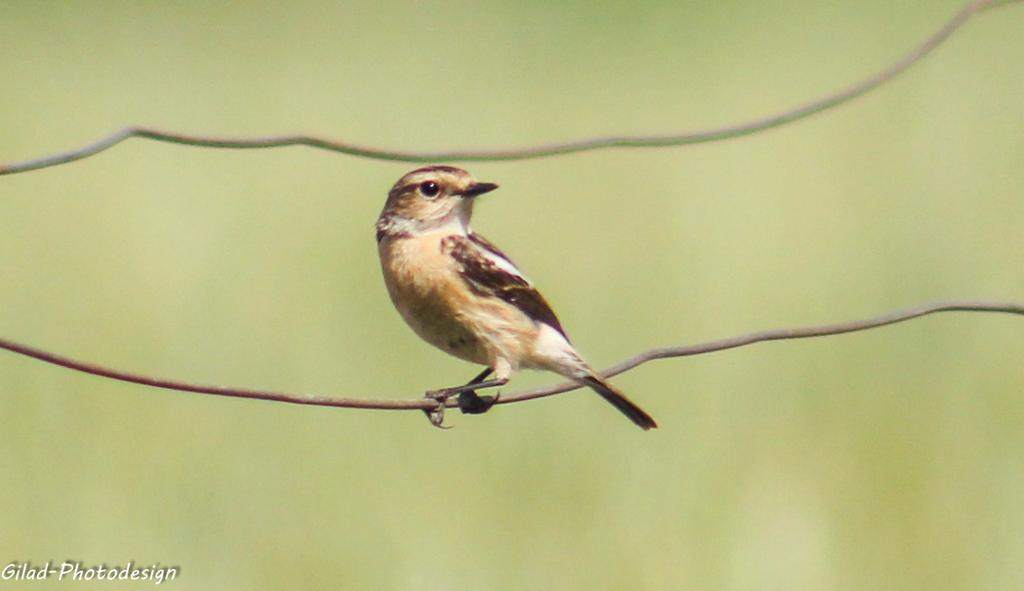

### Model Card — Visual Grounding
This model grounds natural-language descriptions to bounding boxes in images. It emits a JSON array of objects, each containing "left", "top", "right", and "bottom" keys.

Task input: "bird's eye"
[{"left": 419, "top": 181, "right": 440, "bottom": 198}]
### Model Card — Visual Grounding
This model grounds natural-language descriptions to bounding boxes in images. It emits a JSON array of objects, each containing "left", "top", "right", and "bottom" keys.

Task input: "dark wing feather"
[{"left": 447, "top": 234, "right": 568, "bottom": 338}]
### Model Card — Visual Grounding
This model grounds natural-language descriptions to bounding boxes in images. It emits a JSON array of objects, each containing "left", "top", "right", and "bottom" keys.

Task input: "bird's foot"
[
  {"left": 423, "top": 389, "right": 455, "bottom": 429},
  {"left": 422, "top": 384, "right": 503, "bottom": 428}
]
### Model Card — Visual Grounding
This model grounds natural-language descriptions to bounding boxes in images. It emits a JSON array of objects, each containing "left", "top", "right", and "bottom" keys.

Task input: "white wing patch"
[{"left": 472, "top": 240, "right": 527, "bottom": 280}]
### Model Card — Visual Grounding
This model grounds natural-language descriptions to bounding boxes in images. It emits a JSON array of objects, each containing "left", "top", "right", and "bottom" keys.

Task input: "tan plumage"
[{"left": 376, "top": 166, "right": 656, "bottom": 430}]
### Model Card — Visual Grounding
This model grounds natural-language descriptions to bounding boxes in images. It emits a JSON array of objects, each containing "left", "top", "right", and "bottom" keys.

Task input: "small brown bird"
[{"left": 376, "top": 166, "right": 656, "bottom": 430}]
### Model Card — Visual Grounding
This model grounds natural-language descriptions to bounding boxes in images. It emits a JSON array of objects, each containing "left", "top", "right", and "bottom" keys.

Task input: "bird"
[{"left": 375, "top": 165, "right": 657, "bottom": 430}]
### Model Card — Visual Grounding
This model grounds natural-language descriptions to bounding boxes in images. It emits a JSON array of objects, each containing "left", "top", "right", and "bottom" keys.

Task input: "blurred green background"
[{"left": 2, "top": 1, "right": 1022, "bottom": 589}]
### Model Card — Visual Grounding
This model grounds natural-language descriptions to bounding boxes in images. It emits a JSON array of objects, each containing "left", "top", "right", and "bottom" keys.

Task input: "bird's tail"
[{"left": 580, "top": 374, "right": 657, "bottom": 430}]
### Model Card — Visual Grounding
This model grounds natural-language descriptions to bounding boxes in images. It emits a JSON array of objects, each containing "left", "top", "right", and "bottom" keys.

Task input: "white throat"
[{"left": 380, "top": 210, "right": 471, "bottom": 238}]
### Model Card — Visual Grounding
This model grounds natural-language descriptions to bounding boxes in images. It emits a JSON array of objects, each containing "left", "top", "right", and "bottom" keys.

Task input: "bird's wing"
[{"left": 445, "top": 233, "right": 568, "bottom": 339}]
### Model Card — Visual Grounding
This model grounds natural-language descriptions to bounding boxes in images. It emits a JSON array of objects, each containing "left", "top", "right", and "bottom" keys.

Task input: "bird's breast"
[{"left": 378, "top": 234, "right": 489, "bottom": 363}]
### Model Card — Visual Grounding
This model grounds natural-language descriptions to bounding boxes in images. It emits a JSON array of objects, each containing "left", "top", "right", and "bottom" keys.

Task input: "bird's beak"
[{"left": 459, "top": 182, "right": 499, "bottom": 198}]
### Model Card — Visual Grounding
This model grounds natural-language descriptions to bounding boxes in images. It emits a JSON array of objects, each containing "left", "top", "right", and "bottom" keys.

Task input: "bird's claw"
[
  {"left": 422, "top": 386, "right": 500, "bottom": 428},
  {"left": 423, "top": 388, "right": 455, "bottom": 429}
]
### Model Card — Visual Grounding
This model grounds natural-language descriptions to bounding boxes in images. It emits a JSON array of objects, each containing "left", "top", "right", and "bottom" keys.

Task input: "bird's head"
[{"left": 377, "top": 166, "right": 498, "bottom": 238}]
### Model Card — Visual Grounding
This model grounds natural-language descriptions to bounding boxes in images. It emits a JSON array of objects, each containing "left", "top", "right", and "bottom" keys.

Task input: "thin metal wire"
[
  {"left": 2, "top": 300, "right": 1021, "bottom": 412},
  {"left": 0, "top": 0, "right": 1016, "bottom": 176}
]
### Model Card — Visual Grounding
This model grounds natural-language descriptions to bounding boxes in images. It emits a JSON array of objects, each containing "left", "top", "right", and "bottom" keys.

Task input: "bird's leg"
[
  {"left": 424, "top": 369, "right": 507, "bottom": 426},
  {"left": 452, "top": 369, "right": 505, "bottom": 415}
]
